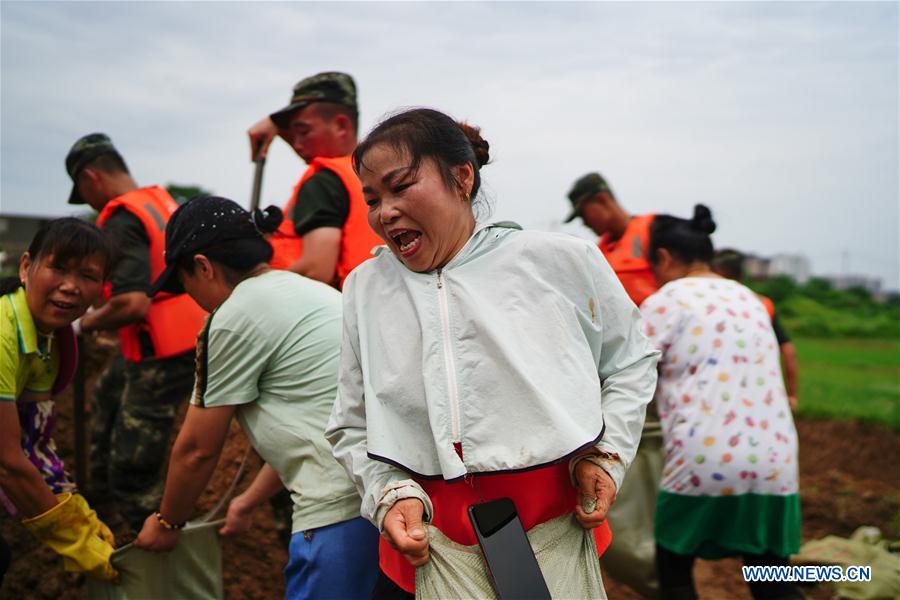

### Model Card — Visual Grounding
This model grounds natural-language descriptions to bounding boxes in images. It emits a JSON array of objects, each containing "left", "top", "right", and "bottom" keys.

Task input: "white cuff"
[
  {"left": 593, "top": 455, "right": 625, "bottom": 492},
  {"left": 373, "top": 479, "right": 434, "bottom": 533},
  {"left": 569, "top": 447, "right": 626, "bottom": 493}
]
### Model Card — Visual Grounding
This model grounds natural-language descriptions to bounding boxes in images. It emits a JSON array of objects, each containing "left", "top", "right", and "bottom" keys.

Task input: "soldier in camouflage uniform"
[{"left": 65, "top": 134, "right": 199, "bottom": 530}]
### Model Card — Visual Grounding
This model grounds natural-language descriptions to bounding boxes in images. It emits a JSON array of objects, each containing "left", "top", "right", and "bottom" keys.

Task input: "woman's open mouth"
[
  {"left": 390, "top": 229, "right": 422, "bottom": 257},
  {"left": 50, "top": 299, "right": 77, "bottom": 312}
]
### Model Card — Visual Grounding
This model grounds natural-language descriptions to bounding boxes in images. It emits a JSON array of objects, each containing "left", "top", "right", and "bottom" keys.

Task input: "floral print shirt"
[{"left": 640, "top": 277, "right": 799, "bottom": 498}]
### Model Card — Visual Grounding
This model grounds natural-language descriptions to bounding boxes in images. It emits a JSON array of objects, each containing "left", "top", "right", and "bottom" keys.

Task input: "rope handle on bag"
[{"left": 197, "top": 445, "right": 254, "bottom": 524}]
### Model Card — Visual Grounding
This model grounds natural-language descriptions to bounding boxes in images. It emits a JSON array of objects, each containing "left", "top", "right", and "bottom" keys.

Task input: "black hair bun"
[
  {"left": 691, "top": 204, "right": 716, "bottom": 234},
  {"left": 253, "top": 205, "right": 283, "bottom": 234},
  {"left": 457, "top": 122, "right": 490, "bottom": 168}
]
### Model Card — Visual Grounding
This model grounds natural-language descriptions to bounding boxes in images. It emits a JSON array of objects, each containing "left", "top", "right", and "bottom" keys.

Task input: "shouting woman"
[{"left": 326, "top": 108, "right": 659, "bottom": 597}]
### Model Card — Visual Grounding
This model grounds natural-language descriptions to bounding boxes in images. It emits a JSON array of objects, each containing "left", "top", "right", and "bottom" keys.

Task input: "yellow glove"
[
  {"left": 21, "top": 492, "right": 118, "bottom": 581},
  {"left": 70, "top": 493, "right": 116, "bottom": 545},
  {"left": 59, "top": 493, "right": 116, "bottom": 572}
]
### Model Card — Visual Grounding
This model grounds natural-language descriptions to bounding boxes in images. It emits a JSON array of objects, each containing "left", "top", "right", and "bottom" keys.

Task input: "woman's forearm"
[
  {"left": 157, "top": 440, "right": 221, "bottom": 524},
  {"left": 595, "top": 348, "right": 659, "bottom": 490},
  {"left": 235, "top": 463, "right": 285, "bottom": 510},
  {"left": 156, "top": 404, "right": 235, "bottom": 525},
  {"left": 0, "top": 452, "right": 59, "bottom": 517}
]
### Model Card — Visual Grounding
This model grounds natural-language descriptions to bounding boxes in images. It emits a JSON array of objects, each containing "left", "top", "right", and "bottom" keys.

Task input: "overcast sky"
[{"left": 2, "top": 1, "right": 897, "bottom": 289}]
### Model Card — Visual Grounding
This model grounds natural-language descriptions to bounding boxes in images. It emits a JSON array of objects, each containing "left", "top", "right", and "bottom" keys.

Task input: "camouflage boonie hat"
[
  {"left": 564, "top": 172, "right": 613, "bottom": 223},
  {"left": 65, "top": 133, "right": 121, "bottom": 205},
  {"left": 270, "top": 71, "right": 358, "bottom": 129}
]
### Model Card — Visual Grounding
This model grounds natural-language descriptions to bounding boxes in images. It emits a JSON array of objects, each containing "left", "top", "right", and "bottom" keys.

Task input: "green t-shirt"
[
  {"left": 1, "top": 287, "right": 59, "bottom": 403},
  {"left": 192, "top": 270, "right": 360, "bottom": 532},
  {"left": 102, "top": 209, "right": 151, "bottom": 296},
  {"left": 292, "top": 169, "right": 350, "bottom": 236}
]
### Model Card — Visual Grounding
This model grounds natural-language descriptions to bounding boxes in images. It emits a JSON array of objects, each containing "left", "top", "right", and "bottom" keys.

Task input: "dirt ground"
[{"left": 2, "top": 341, "right": 898, "bottom": 599}]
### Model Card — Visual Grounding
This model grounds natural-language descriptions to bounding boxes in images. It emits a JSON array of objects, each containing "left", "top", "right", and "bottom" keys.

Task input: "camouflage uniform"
[
  {"left": 88, "top": 353, "right": 126, "bottom": 495},
  {"left": 89, "top": 353, "right": 195, "bottom": 529}
]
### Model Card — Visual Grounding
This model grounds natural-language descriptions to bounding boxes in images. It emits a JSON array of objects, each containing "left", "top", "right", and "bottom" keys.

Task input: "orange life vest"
[
  {"left": 269, "top": 178, "right": 305, "bottom": 271},
  {"left": 757, "top": 294, "right": 776, "bottom": 320},
  {"left": 96, "top": 187, "right": 207, "bottom": 363},
  {"left": 268, "top": 156, "right": 381, "bottom": 287},
  {"left": 598, "top": 214, "right": 658, "bottom": 307}
]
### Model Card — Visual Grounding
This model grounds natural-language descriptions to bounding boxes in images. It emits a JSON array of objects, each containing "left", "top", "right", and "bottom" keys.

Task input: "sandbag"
[
  {"left": 792, "top": 526, "right": 900, "bottom": 600},
  {"left": 415, "top": 513, "right": 607, "bottom": 600},
  {"left": 86, "top": 520, "right": 224, "bottom": 600}
]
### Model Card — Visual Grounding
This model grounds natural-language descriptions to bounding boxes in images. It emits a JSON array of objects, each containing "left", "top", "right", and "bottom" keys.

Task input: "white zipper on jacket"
[{"left": 436, "top": 269, "right": 462, "bottom": 445}]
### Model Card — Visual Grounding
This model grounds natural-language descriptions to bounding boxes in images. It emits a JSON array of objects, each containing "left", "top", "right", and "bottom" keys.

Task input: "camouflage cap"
[
  {"left": 65, "top": 133, "right": 120, "bottom": 205},
  {"left": 564, "top": 172, "right": 613, "bottom": 223},
  {"left": 269, "top": 71, "right": 357, "bottom": 129}
]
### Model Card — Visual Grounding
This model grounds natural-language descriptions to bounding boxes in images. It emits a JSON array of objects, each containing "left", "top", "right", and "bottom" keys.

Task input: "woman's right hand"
[
  {"left": 382, "top": 498, "right": 429, "bottom": 566},
  {"left": 219, "top": 494, "right": 253, "bottom": 537},
  {"left": 573, "top": 458, "right": 617, "bottom": 529}
]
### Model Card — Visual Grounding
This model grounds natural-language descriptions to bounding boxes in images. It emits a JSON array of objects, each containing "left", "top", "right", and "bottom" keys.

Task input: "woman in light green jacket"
[{"left": 326, "top": 108, "right": 660, "bottom": 596}]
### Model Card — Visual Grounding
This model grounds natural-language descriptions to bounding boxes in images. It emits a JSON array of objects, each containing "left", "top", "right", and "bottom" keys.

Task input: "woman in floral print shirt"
[{"left": 641, "top": 205, "right": 802, "bottom": 600}]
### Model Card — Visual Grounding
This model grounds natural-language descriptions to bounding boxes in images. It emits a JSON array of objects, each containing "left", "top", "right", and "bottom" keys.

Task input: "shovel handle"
[{"left": 250, "top": 140, "right": 266, "bottom": 211}]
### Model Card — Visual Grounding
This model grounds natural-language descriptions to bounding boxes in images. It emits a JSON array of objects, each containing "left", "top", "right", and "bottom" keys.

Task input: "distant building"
[
  {"left": 743, "top": 255, "right": 771, "bottom": 280},
  {"left": 826, "top": 274, "right": 883, "bottom": 295},
  {"left": 0, "top": 214, "right": 52, "bottom": 274},
  {"left": 735, "top": 249, "right": 892, "bottom": 297},
  {"left": 738, "top": 253, "right": 805, "bottom": 281},
  {"left": 768, "top": 254, "right": 812, "bottom": 284}
]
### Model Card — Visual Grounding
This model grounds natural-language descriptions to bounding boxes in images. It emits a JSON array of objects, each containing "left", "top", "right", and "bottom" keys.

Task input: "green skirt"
[{"left": 655, "top": 491, "right": 801, "bottom": 559}]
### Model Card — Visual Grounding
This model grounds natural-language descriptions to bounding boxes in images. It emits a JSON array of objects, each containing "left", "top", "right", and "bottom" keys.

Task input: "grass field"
[{"left": 794, "top": 338, "right": 900, "bottom": 430}]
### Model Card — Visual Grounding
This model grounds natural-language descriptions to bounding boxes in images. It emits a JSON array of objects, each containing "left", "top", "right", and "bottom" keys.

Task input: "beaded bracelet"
[{"left": 155, "top": 511, "right": 186, "bottom": 530}]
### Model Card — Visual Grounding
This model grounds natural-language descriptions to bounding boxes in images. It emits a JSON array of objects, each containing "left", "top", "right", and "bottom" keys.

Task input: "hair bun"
[
  {"left": 691, "top": 204, "right": 716, "bottom": 234},
  {"left": 457, "top": 121, "right": 490, "bottom": 168},
  {"left": 253, "top": 205, "right": 283, "bottom": 234}
]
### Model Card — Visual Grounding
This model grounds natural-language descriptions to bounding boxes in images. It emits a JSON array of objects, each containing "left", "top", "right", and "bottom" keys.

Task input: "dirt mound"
[{"left": 2, "top": 343, "right": 898, "bottom": 599}]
